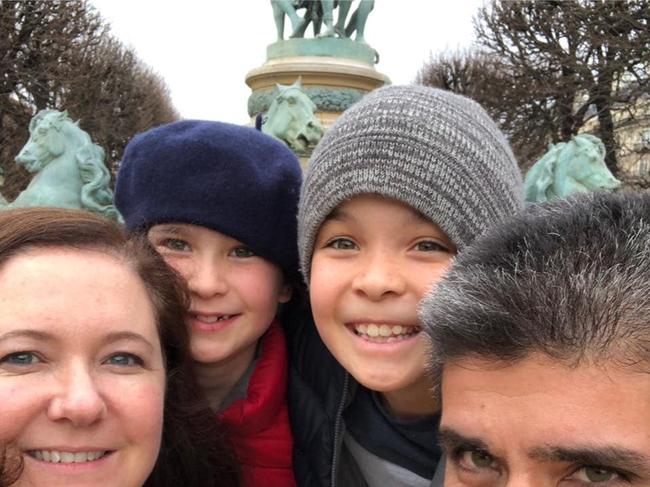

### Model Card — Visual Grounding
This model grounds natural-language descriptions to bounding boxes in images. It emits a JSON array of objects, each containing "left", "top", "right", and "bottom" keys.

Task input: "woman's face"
[{"left": 0, "top": 247, "right": 166, "bottom": 487}]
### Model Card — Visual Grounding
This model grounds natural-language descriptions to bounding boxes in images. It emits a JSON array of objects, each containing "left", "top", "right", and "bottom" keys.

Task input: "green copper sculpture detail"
[
  {"left": 524, "top": 134, "right": 621, "bottom": 203},
  {"left": 261, "top": 78, "right": 324, "bottom": 154},
  {"left": 271, "top": 0, "right": 374, "bottom": 42},
  {"left": 0, "top": 110, "right": 122, "bottom": 221}
]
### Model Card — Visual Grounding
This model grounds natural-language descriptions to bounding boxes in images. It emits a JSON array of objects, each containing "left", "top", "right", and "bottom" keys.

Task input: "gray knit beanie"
[{"left": 298, "top": 84, "right": 524, "bottom": 283}]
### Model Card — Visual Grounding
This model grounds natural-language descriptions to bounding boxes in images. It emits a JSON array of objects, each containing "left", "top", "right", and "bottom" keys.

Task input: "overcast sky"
[{"left": 89, "top": 0, "right": 484, "bottom": 124}]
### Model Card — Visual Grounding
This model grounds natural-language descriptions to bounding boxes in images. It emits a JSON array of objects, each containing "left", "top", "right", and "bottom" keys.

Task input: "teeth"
[
  {"left": 30, "top": 450, "right": 106, "bottom": 463},
  {"left": 195, "top": 314, "right": 234, "bottom": 323},
  {"left": 352, "top": 323, "right": 421, "bottom": 342}
]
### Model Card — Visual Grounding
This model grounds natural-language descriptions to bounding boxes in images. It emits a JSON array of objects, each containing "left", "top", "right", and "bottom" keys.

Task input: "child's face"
[
  {"left": 147, "top": 224, "right": 291, "bottom": 366},
  {"left": 310, "top": 194, "right": 456, "bottom": 395}
]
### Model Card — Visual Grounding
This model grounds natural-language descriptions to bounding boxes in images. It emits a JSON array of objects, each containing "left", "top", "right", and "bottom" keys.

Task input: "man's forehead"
[{"left": 440, "top": 354, "right": 650, "bottom": 473}]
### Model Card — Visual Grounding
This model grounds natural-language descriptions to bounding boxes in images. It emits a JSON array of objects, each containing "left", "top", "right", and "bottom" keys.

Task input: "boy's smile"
[{"left": 310, "top": 194, "right": 456, "bottom": 415}]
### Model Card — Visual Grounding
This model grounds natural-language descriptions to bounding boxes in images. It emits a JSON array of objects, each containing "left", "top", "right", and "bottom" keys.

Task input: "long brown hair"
[{"left": 0, "top": 207, "right": 239, "bottom": 487}]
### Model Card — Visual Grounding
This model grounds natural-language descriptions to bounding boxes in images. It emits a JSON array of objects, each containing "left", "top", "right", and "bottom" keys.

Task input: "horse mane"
[
  {"left": 76, "top": 142, "right": 121, "bottom": 221},
  {"left": 35, "top": 111, "right": 122, "bottom": 221}
]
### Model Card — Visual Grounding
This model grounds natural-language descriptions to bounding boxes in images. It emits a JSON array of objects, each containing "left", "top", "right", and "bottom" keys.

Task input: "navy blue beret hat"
[{"left": 115, "top": 120, "right": 302, "bottom": 280}]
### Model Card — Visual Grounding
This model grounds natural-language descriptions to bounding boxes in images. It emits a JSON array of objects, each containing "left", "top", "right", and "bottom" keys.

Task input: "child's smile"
[{"left": 310, "top": 194, "right": 456, "bottom": 405}]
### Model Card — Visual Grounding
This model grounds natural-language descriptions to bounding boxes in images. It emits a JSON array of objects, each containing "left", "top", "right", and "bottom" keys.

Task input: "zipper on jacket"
[{"left": 330, "top": 373, "right": 350, "bottom": 487}]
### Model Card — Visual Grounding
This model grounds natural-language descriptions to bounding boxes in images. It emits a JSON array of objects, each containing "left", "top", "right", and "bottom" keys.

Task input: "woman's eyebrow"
[
  {"left": 529, "top": 445, "right": 650, "bottom": 473},
  {"left": 0, "top": 329, "right": 55, "bottom": 344},
  {"left": 103, "top": 331, "right": 154, "bottom": 351}
]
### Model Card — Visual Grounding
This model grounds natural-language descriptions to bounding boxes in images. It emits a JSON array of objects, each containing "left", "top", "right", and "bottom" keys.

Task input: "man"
[{"left": 421, "top": 192, "right": 650, "bottom": 486}]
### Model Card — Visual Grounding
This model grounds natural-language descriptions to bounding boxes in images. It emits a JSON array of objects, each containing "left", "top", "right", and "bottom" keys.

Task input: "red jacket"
[{"left": 219, "top": 320, "right": 296, "bottom": 487}]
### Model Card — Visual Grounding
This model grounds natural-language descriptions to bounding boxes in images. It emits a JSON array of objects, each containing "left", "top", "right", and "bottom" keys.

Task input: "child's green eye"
[
  {"left": 327, "top": 238, "right": 357, "bottom": 250},
  {"left": 231, "top": 246, "right": 254, "bottom": 258},
  {"left": 160, "top": 238, "right": 190, "bottom": 252},
  {"left": 414, "top": 240, "right": 448, "bottom": 252}
]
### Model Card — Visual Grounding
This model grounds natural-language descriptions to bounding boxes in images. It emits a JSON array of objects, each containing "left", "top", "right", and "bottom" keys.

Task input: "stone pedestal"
[{"left": 245, "top": 38, "right": 390, "bottom": 134}]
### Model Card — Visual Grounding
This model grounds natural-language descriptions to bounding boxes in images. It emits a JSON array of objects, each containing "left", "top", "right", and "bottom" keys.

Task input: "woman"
[{"left": 0, "top": 207, "right": 239, "bottom": 487}]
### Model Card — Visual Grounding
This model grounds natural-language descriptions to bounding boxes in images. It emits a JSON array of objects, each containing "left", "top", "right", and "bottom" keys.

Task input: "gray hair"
[{"left": 421, "top": 191, "right": 650, "bottom": 388}]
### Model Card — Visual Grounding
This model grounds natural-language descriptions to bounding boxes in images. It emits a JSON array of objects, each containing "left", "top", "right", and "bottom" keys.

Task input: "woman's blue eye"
[
  {"left": 327, "top": 238, "right": 357, "bottom": 250},
  {"left": 105, "top": 353, "right": 143, "bottom": 367},
  {"left": 161, "top": 238, "right": 190, "bottom": 252},
  {"left": 1, "top": 351, "right": 40, "bottom": 366},
  {"left": 231, "top": 246, "right": 254, "bottom": 258}
]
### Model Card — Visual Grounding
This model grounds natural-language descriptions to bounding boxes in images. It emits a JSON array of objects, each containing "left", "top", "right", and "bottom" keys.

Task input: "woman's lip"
[{"left": 24, "top": 450, "right": 115, "bottom": 469}]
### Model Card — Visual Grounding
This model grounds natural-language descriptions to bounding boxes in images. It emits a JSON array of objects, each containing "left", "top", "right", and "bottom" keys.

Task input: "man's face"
[{"left": 440, "top": 353, "right": 650, "bottom": 486}]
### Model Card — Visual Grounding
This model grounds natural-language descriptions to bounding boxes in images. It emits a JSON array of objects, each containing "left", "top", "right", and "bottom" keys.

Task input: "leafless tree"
[
  {"left": 0, "top": 0, "right": 178, "bottom": 199},
  {"left": 418, "top": 0, "right": 650, "bottom": 175}
]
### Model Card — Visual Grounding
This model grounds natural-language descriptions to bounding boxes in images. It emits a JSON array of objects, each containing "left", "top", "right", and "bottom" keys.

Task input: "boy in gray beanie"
[{"left": 286, "top": 85, "right": 523, "bottom": 487}]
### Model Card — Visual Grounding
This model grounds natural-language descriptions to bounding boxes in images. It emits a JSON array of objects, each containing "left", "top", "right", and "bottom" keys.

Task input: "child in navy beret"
[{"left": 115, "top": 120, "right": 301, "bottom": 487}]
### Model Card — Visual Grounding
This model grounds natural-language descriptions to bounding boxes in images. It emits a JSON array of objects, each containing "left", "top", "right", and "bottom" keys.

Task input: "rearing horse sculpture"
[
  {"left": 261, "top": 79, "right": 324, "bottom": 154},
  {"left": 0, "top": 109, "right": 121, "bottom": 221}
]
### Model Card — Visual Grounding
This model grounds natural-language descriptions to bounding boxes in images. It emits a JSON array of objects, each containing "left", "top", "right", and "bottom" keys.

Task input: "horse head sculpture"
[
  {"left": 1, "top": 109, "right": 121, "bottom": 221},
  {"left": 261, "top": 78, "right": 324, "bottom": 154},
  {"left": 524, "top": 134, "right": 621, "bottom": 203}
]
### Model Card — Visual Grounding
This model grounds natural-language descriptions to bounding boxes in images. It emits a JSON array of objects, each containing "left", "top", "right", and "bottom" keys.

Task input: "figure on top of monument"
[{"left": 270, "top": 0, "right": 375, "bottom": 42}]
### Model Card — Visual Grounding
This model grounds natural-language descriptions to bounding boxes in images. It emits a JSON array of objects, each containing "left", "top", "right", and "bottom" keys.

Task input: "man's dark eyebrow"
[
  {"left": 529, "top": 445, "right": 650, "bottom": 473},
  {"left": 0, "top": 329, "right": 55, "bottom": 343},
  {"left": 437, "top": 427, "right": 491, "bottom": 453}
]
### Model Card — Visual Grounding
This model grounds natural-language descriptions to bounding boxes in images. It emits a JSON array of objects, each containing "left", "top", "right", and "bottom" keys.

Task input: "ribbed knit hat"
[
  {"left": 115, "top": 120, "right": 302, "bottom": 280},
  {"left": 298, "top": 84, "right": 524, "bottom": 282}
]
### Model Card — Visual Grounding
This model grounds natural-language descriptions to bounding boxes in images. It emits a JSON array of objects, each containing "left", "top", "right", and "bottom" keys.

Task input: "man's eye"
[
  {"left": 456, "top": 448, "right": 496, "bottom": 471},
  {"left": 570, "top": 466, "right": 621, "bottom": 483},
  {"left": 326, "top": 238, "right": 357, "bottom": 250},
  {"left": 0, "top": 351, "right": 41, "bottom": 366},
  {"left": 105, "top": 353, "right": 144, "bottom": 367},
  {"left": 160, "top": 238, "right": 190, "bottom": 252},
  {"left": 414, "top": 240, "right": 448, "bottom": 252},
  {"left": 231, "top": 246, "right": 254, "bottom": 258}
]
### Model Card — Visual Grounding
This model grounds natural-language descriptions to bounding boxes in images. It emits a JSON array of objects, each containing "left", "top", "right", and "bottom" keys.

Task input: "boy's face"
[
  {"left": 440, "top": 353, "right": 650, "bottom": 486},
  {"left": 310, "top": 194, "right": 456, "bottom": 397},
  {"left": 147, "top": 223, "right": 291, "bottom": 366}
]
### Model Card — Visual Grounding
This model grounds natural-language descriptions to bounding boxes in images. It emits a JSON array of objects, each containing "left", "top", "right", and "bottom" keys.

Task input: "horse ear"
[
  {"left": 294, "top": 76, "right": 303, "bottom": 89},
  {"left": 276, "top": 83, "right": 287, "bottom": 94}
]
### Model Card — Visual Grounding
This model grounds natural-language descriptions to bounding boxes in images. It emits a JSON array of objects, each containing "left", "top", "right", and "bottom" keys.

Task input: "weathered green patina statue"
[
  {"left": 0, "top": 110, "right": 122, "bottom": 221},
  {"left": 271, "top": 0, "right": 374, "bottom": 41},
  {"left": 524, "top": 134, "right": 621, "bottom": 203},
  {"left": 261, "top": 79, "right": 324, "bottom": 154}
]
